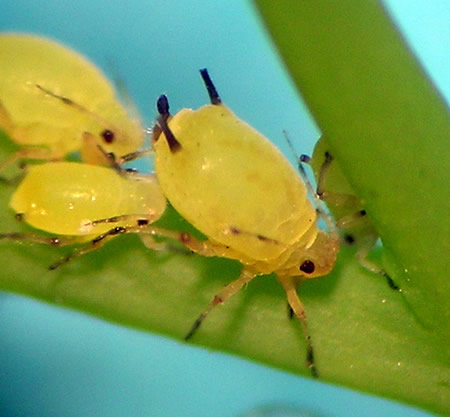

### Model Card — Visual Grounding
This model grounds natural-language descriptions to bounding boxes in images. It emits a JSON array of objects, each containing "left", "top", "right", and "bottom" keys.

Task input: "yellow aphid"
[
  {"left": 302, "top": 137, "right": 398, "bottom": 289},
  {"left": 3, "top": 161, "right": 166, "bottom": 268},
  {"left": 152, "top": 69, "right": 340, "bottom": 377},
  {"left": 0, "top": 33, "right": 144, "bottom": 168}
]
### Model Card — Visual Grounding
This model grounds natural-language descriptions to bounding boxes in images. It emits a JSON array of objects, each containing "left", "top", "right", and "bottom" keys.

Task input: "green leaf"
[
  {"left": 0, "top": 1, "right": 449, "bottom": 414},
  {"left": 253, "top": 0, "right": 450, "bottom": 414}
]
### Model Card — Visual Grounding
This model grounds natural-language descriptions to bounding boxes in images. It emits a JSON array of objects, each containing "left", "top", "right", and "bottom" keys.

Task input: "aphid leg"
[
  {"left": 336, "top": 209, "right": 370, "bottom": 229},
  {"left": 313, "top": 151, "right": 333, "bottom": 198},
  {"left": 48, "top": 232, "right": 121, "bottom": 270},
  {"left": 352, "top": 237, "right": 399, "bottom": 290},
  {"left": 184, "top": 269, "right": 257, "bottom": 340},
  {"left": 48, "top": 225, "right": 174, "bottom": 270},
  {"left": 81, "top": 213, "right": 161, "bottom": 233},
  {"left": 81, "top": 133, "right": 153, "bottom": 178},
  {"left": 80, "top": 132, "right": 116, "bottom": 166},
  {"left": 0, "top": 146, "right": 57, "bottom": 173},
  {"left": 48, "top": 224, "right": 170, "bottom": 270},
  {"left": 0, "top": 232, "right": 78, "bottom": 247},
  {"left": 278, "top": 275, "right": 318, "bottom": 378},
  {"left": 139, "top": 234, "right": 179, "bottom": 253},
  {"left": 0, "top": 223, "right": 140, "bottom": 270},
  {"left": 287, "top": 303, "right": 294, "bottom": 319},
  {"left": 0, "top": 158, "right": 28, "bottom": 185},
  {"left": 0, "top": 100, "right": 14, "bottom": 135},
  {"left": 301, "top": 150, "right": 368, "bottom": 228},
  {"left": 283, "top": 132, "right": 338, "bottom": 238},
  {"left": 301, "top": 150, "right": 399, "bottom": 290},
  {"left": 226, "top": 226, "right": 284, "bottom": 246},
  {"left": 49, "top": 223, "right": 216, "bottom": 270}
]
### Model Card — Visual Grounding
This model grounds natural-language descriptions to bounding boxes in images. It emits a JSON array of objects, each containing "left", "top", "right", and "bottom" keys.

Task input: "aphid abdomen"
[
  {"left": 154, "top": 105, "right": 317, "bottom": 262},
  {"left": 10, "top": 162, "right": 166, "bottom": 236}
]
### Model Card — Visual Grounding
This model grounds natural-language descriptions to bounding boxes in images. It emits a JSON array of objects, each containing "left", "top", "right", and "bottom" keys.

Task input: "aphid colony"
[{"left": 0, "top": 33, "right": 393, "bottom": 378}]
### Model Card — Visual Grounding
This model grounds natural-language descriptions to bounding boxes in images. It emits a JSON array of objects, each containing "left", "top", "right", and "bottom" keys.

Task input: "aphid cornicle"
[
  {"left": 152, "top": 69, "right": 340, "bottom": 377},
  {"left": 1, "top": 162, "right": 167, "bottom": 268},
  {"left": 0, "top": 33, "right": 144, "bottom": 169}
]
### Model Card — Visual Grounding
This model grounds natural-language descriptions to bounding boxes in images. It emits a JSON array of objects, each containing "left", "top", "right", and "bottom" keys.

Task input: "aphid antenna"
[
  {"left": 117, "top": 147, "right": 154, "bottom": 164},
  {"left": 282, "top": 130, "right": 338, "bottom": 237},
  {"left": 199, "top": 68, "right": 222, "bottom": 105},
  {"left": 35, "top": 84, "right": 124, "bottom": 138},
  {"left": 105, "top": 58, "right": 141, "bottom": 122}
]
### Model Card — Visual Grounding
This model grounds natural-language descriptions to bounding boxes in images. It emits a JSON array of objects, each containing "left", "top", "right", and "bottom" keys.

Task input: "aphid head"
[
  {"left": 92, "top": 105, "right": 145, "bottom": 157},
  {"left": 295, "top": 231, "right": 339, "bottom": 279},
  {"left": 80, "top": 112, "right": 144, "bottom": 165},
  {"left": 35, "top": 83, "right": 144, "bottom": 160}
]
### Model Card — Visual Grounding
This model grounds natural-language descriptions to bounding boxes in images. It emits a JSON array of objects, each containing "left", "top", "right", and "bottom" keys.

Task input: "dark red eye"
[
  {"left": 101, "top": 129, "right": 115, "bottom": 143},
  {"left": 299, "top": 260, "right": 315, "bottom": 274}
]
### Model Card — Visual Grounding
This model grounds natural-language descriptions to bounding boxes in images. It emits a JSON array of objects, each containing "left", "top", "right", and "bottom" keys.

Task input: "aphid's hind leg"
[
  {"left": 336, "top": 212, "right": 399, "bottom": 290},
  {"left": 352, "top": 236, "right": 399, "bottom": 290},
  {"left": 277, "top": 275, "right": 318, "bottom": 378},
  {"left": 49, "top": 222, "right": 219, "bottom": 270},
  {"left": 0, "top": 162, "right": 26, "bottom": 185},
  {"left": 0, "top": 232, "right": 79, "bottom": 247},
  {"left": 81, "top": 213, "right": 161, "bottom": 231},
  {"left": 184, "top": 268, "right": 257, "bottom": 341},
  {"left": 50, "top": 212, "right": 174, "bottom": 268},
  {"left": 48, "top": 231, "right": 120, "bottom": 270},
  {"left": 0, "top": 231, "right": 92, "bottom": 270},
  {"left": 48, "top": 223, "right": 189, "bottom": 270},
  {"left": 0, "top": 100, "right": 14, "bottom": 135},
  {"left": 0, "top": 227, "right": 134, "bottom": 270},
  {"left": 287, "top": 303, "right": 294, "bottom": 319},
  {"left": 302, "top": 151, "right": 332, "bottom": 199},
  {"left": 0, "top": 146, "right": 58, "bottom": 173},
  {"left": 299, "top": 152, "right": 350, "bottom": 205}
]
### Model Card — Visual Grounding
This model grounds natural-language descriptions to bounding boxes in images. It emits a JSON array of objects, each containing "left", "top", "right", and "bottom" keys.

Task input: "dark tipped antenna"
[
  {"left": 35, "top": 84, "right": 122, "bottom": 139},
  {"left": 156, "top": 95, "right": 182, "bottom": 153},
  {"left": 157, "top": 94, "right": 170, "bottom": 117},
  {"left": 199, "top": 69, "right": 222, "bottom": 105}
]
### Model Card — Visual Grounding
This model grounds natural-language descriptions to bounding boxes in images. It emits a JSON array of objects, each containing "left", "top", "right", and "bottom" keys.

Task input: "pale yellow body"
[
  {"left": 10, "top": 162, "right": 166, "bottom": 236},
  {"left": 152, "top": 69, "right": 341, "bottom": 377},
  {"left": 154, "top": 105, "right": 337, "bottom": 278},
  {"left": 0, "top": 33, "right": 144, "bottom": 164}
]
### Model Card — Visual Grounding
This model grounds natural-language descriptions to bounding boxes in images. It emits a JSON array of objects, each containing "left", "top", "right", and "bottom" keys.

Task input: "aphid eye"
[
  {"left": 344, "top": 234, "right": 355, "bottom": 244},
  {"left": 101, "top": 129, "right": 115, "bottom": 143},
  {"left": 299, "top": 260, "right": 315, "bottom": 274}
]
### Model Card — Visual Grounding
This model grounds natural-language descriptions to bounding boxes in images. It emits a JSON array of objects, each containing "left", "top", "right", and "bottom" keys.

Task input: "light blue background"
[{"left": 0, "top": 1, "right": 448, "bottom": 416}]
